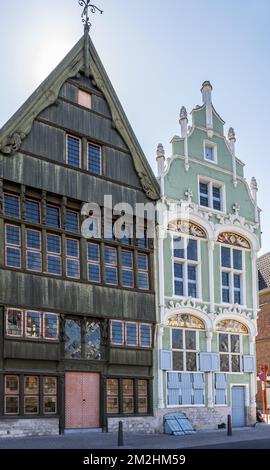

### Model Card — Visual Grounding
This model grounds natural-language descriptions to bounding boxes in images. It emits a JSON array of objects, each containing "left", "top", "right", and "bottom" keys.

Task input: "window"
[
  {"left": 171, "top": 328, "right": 198, "bottom": 371},
  {"left": 88, "top": 143, "right": 102, "bottom": 175},
  {"left": 110, "top": 320, "right": 152, "bottom": 348},
  {"left": 46, "top": 205, "right": 60, "bottom": 228},
  {"left": 221, "top": 246, "right": 244, "bottom": 305},
  {"left": 219, "top": 333, "right": 241, "bottom": 372},
  {"left": 106, "top": 379, "right": 119, "bottom": 414},
  {"left": 104, "top": 246, "right": 118, "bottom": 285},
  {"left": 6, "top": 309, "right": 23, "bottom": 337},
  {"left": 87, "top": 243, "right": 101, "bottom": 282},
  {"left": 106, "top": 378, "right": 149, "bottom": 415},
  {"left": 25, "top": 200, "right": 40, "bottom": 224},
  {"left": 47, "top": 234, "right": 62, "bottom": 276},
  {"left": 44, "top": 313, "right": 59, "bottom": 340},
  {"left": 66, "top": 238, "right": 80, "bottom": 278},
  {"left": 204, "top": 141, "right": 217, "bottom": 162},
  {"left": 123, "top": 379, "right": 134, "bottom": 414},
  {"left": 66, "top": 210, "right": 79, "bottom": 233},
  {"left": 126, "top": 322, "right": 138, "bottom": 346},
  {"left": 4, "top": 194, "right": 20, "bottom": 218},
  {"left": 5, "top": 376, "right": 19, "bottom": 415},
  {"left": 64, "top": 318, "right": 101, "bottom": 360},
  {"left": 138, "top": 380, "right": 148, "bottom": 413},
  {"left": 136, "top": 228, "right": 148, "bottom": 249},
  {"left": 24, "top": 376, "right": 39, "bottom": 414},
  {"left": 67, "top": 135, "right": 81, "bottom": 168},
  {"left": 121, "top": 251, "right": 134, "bottom": 288},
  {"left": 4, "top": 375, "right": 57, "bottom": 416},
  {"left": 26, "top": 229, "right": 42, "bottom": 272},
  {"left": 25, "top": 311, "right": 41, "bottom": 338},
  {"left": 199, "top": 179, "right": 224, "bottom": 211},
  {"left": 5, "top": 309, "right": 59, "bottom": 341},
  {"left": 121, "top": 222, "right": 133, "bottom": 246},
  {"left": 111, "top": 320, "right": 124, "bottom": 345},
  {"left": 173, "top": 237, "right": 199, "bottom": 298},
  {"left": 5, "top": 224, "right": 21, "bottom": 268},
  {"left": 43, "top": 377, "right": 57, "bottom": 414},
  {"left": 138, "top": 253, "right": 149, "bottom": 290},
  {"left": 78, "top": 89, "right": 92, "bottom": 109},
  {"left": 139, "top": 324, "right": 152, "bottom": 348}
]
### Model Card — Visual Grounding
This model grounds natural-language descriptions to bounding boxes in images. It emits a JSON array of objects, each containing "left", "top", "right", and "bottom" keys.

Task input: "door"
[
  {"left": 231, "top": 386, "right": 246, "bottom": 427},
  {"left": 65, "top": 372, "right": 100, "bottom": 429}
]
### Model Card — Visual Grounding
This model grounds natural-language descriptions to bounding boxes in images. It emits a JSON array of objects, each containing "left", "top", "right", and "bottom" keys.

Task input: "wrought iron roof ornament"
[{"left": 79, "top": 1, "right": 103, "bottom": 33}]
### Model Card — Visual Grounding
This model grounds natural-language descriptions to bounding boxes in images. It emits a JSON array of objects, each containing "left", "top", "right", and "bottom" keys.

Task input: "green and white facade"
[{"left": 154, "top": 81, "right": 261, "bottom": 430}]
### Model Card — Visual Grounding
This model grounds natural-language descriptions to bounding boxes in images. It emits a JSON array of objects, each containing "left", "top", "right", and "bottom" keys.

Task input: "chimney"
[
  {"left": 228, "top": 127, "right": 236, "bottom": 155},
  {"left": 179, "top": 106, "right": 188, "bottom": 138},
  {"left": 201, "top": 80, "right": 213, "bottom": 105},
  {"left": 156, "top": 143, "right": 165, "bottom": 178}
]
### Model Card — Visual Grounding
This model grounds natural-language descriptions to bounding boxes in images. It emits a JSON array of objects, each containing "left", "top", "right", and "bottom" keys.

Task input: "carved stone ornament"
[
  {"left": 168, "top": 298, "right": 209, "bottom": 314},
  {"left": 166, "top": 313, "right": 205, "bottom": 329},
  {"left": 217, "top": 232, "right": 250, "bottom": 249},
  {"left": 215, "top": 305, "right": 254, "bottom": 320},
  {"left": 215, "top": 319, "right": 248, "bottom": 334},
  {"left": 168, "top": 220, "right": 207, "bottom": 239},
  {"left": 0, "top": 132, "right": 25, "bottom": 155}
]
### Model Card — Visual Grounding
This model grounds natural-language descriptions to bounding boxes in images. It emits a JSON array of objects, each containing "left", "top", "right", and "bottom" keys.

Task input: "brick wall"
[
  {"left": 0, "top": 419, "right": 59, "bottom": 438},
  {"left": 256, "top": 290, "right": 270, "bottom": 407}
]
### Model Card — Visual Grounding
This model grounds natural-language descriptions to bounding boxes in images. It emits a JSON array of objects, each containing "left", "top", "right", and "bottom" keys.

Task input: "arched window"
[
  {"left": 169, "top": 221, "right": 206, "bottom": 300},
  {"left": 216, "top": 319, "right": 248, "bottom": 373},
  {"left": 218, "top": 233, "right": 250, "bottom": 306},
  {"left": 167, "top": 314, "right": 205, "bottom": 372}
]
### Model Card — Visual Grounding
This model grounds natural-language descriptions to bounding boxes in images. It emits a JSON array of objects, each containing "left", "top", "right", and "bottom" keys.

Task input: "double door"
[{"left": 65, "top": 372, "right": 100, "bottom": 429}]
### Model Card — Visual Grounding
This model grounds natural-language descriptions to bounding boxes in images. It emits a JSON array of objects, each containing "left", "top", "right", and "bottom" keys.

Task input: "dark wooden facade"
[{"left": 0, "top": 33, "right": 159, "bottom": 433}]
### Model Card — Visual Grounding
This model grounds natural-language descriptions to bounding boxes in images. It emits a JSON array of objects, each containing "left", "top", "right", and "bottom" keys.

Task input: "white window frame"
[
  {"left": 43, "top": 313, "right": 59, "bottom": 341},
  {"left": 46, "top": 204, "right": 61, "bottom": 228},
  {"left": 204, "top": 139, "right": 217, "bottom": 163},
  {"left": 121, "top": 250, "right": 134, "bottom": 288},
  {"left": 5, "top": 224, "right": 22, "bottom": 268},
  {"left": 4, "top": 193, "right": 21, "bottom": 218},
  {"left": 66, "top": 134, "right": 82, "bottom": 168},
  {"left": 137, "top": 253, "right": 149, "bottom": 291},
  {"left": 104, "top": 246, "right": 118, "bottom": 286},
  {"left": 46, "top": 233, "right": 62, "bottom": 276},
  {"left": 171, "top": 234, "right": 202, "bottom": 300},
  {"left": 87, "top": 242, "right": 101, "bottom": 283},
  {"left": 25, "top": 199, "right": 41, "bottom": 224},
  {"left": 198, "top": 176, "right": 226, "bottom": 213},
  {"left": 5, "top": 308, "right": 24, "bottom": 338},
  {"left": 26, "top": 228, "right": 42, "bottom": 272},
  {"left": 220, "top": 245, "right": 246, "bottom": 306},
  {"left": 125, "top": 322, "right": 139, "bottom": 347},
  {"left": 66, "top": 209, "right": 79, "bottom": 233},
  {"left": 218, "top": 332, "right": 244, "bottom": 373},
  {"left": 25, "top": 310, "right": 42, "bottom": 339},
  {"left": 87, "top": 142, "right": 102, "bottom": 175},
  {"left": 139, "top": 323, "right": 152, "bottom": 348},
  {"left": 110, "top": 320, "right": 124, "bottom": 345},
  {"left": 65, "top": 238, "right": 80, "bottom": 279},
  {"left": 170, "top": 327, "right": 200, "bottom": 372}
]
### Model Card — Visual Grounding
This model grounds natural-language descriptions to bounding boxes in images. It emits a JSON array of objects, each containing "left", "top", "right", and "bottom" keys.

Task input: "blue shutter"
[
  {"left": 215, "top": 373, "right": 227, "bottom": 389},
  {"left": 215, "top": 373, "right": 227, "bottom": 405},
  {"left": 181, "top": 388, "right": 192, "bottom": 405},
  {"left": 168, "top": 389, "right": 180, "bottom": 405},
  {"left": 180, "top": 373, "right": 192, "bottom": 388},
  {"left": 168, "top": 373, "right": 180, "bottom": 389},
  {"left": 160, "top": 350, "right": 173, "bottom": 370},
  {"left": 200, "top": 353, "right": 220, "bottom": 371},
  {"left": 216, "top": 389, "right": 226, "bottom": 405},
  {"left": 194, "top": 389, "right": 204, "bottom": 405},
  {"left": 193, "top": 373, "right": 204, "bottom": 389},
  {"left": 180, "top": 373, "right": 192, "bottom": 405},
  {"left": 243, "top": 355, "right": 256, "bottom": 372}
]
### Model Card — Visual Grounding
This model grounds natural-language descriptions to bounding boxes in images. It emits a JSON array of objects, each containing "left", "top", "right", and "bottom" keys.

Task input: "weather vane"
[{"left": 79, "top": 1, "right": 103, "bottom": 32}]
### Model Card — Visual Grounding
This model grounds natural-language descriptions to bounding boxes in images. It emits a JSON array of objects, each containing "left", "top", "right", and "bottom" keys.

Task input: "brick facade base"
[
  {"left": 0, "top": 419, "right": 59, "bottom": 438},
  {"left": 108, "top": 405, "right": 256, "bottom": 434}
]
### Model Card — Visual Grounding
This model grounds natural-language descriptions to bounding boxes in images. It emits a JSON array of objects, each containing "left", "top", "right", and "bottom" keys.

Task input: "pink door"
[{"left": 65, "top": 372, "right": 100, "bottom": 429}]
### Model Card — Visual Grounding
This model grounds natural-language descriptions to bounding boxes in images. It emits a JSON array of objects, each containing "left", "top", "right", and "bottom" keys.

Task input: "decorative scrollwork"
[{"left": 79, "top": 1, "right": 103, "bottom": 30}]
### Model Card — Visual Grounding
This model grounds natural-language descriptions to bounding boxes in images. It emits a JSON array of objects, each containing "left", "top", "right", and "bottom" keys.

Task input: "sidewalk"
[{"left": 0, "top": 423, "right": 269, "bottom": 449}]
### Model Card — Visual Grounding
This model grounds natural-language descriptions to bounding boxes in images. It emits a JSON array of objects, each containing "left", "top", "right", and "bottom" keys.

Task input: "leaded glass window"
[
  {"left": 64, "top": 319, "right": 82, "bottom": 359},
  {"left": 173, "top": 236, "right": 199, "bottom": 298},
  {"left": 88, "top": 143, "right": 101, "bottom": 175},
  {"left": 4, "top": 194, "right": 20, "bottom": 218},
  {"left": 85, "top": 321, "right": 101, "bottom": 360},
  {"left": 221, "top": 246, "right": 243, "bottom": 304},
  {"left": 171, "top": 328, "right": 198, "bottom": 372}
]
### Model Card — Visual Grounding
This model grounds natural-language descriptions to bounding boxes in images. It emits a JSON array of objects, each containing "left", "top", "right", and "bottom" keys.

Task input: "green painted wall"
[
  {"left": 163, "top": 327, "right": 171, "bottom": 349},
  {"left": 212, "top": 333, "right": 218, "bottom": 353},
  {"left": 199, "top": 331, "right": 207, "bottom": 351},
  {"left": 243, "top": 335, "right": 250, "bottom": 355}
]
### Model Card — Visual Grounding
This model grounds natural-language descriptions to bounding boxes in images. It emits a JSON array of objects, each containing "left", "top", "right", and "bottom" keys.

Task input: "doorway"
[
  {"left": 231, "top": 386, "right": 246, "bottom": 427},
  {"left": 65, "top": 372, "right": 100, "bottom": 429}
]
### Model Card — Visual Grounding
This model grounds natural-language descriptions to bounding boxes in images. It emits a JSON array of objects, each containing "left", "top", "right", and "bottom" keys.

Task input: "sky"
[{"left": 0, "top": 0, "right": 269, "bottom": 253}]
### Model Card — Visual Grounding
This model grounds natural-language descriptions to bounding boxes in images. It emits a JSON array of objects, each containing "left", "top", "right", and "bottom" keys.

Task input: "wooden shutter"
[{"left": 160, "top": 350, "right": 173, "bottom": 370}]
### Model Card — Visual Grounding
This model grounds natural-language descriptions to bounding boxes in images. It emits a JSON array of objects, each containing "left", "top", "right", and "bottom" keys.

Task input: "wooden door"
[{"left": 65, "top": 372, "right": 100, "bottom": 429}]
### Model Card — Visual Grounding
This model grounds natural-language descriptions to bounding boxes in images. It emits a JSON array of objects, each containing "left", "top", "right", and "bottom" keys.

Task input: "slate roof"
[{"left": 258, "top": 252, "right": 270, "bottom": 291}]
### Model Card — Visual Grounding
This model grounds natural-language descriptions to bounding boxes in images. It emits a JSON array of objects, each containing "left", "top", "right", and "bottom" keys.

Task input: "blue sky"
[{"left": 0, "top": 0, "right": 269, "bottom": 253}]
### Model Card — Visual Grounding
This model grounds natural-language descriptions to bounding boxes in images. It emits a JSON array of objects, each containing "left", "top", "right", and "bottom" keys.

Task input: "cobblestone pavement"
[{"left": 0, "top": 423, "right": 269, "bottom": 449}]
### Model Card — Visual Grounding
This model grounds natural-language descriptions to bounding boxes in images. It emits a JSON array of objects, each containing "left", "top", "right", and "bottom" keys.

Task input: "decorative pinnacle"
[
  {"left": 180, "top": 106, "right": 188, "bottom": 121},
  {"left": 250, "top": 177, "right": 258, "bottom": 191},
  {"left": 79, "top": 1, "right": 103, "bottom": 32},
  {"left": 201, "top": 80, "right": 213, "bottom": 91},
  {"left": 228, "top": 127, "right": 236, "bottom": 142},
  {"left": 156, "top": 143, "right": 165, "bottom": 158}
]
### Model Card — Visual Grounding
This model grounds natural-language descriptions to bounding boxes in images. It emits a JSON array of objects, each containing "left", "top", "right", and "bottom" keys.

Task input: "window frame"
[
  {"left": 220, "top": 245, "right": 246, "bottom": 306},
  {"left": 203, "top": 139, "right": 217, "bottom": 163},
  {"left": 110, "top": 320, "right": 152, "bottom": 349},
  {"left": 5, "top": 223, "right": 22, "bottom": 269},
  {"left": 87, "top": 242, "right": 101, "bottom": 283},
  {"left": 25, "top": 228, "right": 42, "bottom": 272},
  {"left": 87, "top": 141, "right": 102, "bottom": 175},
  {"left": 137, "top": 252, "right": 150, "bottom": 291},
  {"left": 46, "top": 233, "right": 62, "bottom": 276},
  {"left": 78, "top": 89, "right": 92, "bottom": 109},
  {"left": 172, "top": 234, "right": 201, "bottom": 300},
  {"left": 5, "top": 309, "right": 59, "bottom": 342},
  {"left": 106, "top": 377, "right": 150, "bottom": 416},
  {"left": 66, "top": 134, "right": 82, "bottom": 169},
  {"left": 66, "top": 238, "right": 80, "bottom": 279},
  {"left": 5, "top": 308, "right": 24, "bottom": 338},
  {"left": 198, "top": 176, "right": 225, "bottom": 213},
  {"left": 104, "top": 245, "right": 118, "bottom": 286},
  {"left": 218, "top": 332, "right": 243, "bottom": 373},
  {"left": 46, "top": 204, "right": 61, "bottom": 228},
  {"left": 170, "top": 327, "right": 200, "bottom": 372},
  {"left": 3, "top": 193, "right": 21, "bottom": 219},
  {"left": 25, "top": 199, "right": 41, "bottom": 224}
]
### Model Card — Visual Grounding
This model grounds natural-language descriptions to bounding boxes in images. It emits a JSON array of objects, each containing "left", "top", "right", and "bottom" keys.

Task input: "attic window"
[
  {"left": 204, "top": 140, "right": 217, "bottom": 163},
  {"left": 78, "top": 90, "right": 92, "bottom": 109}
]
